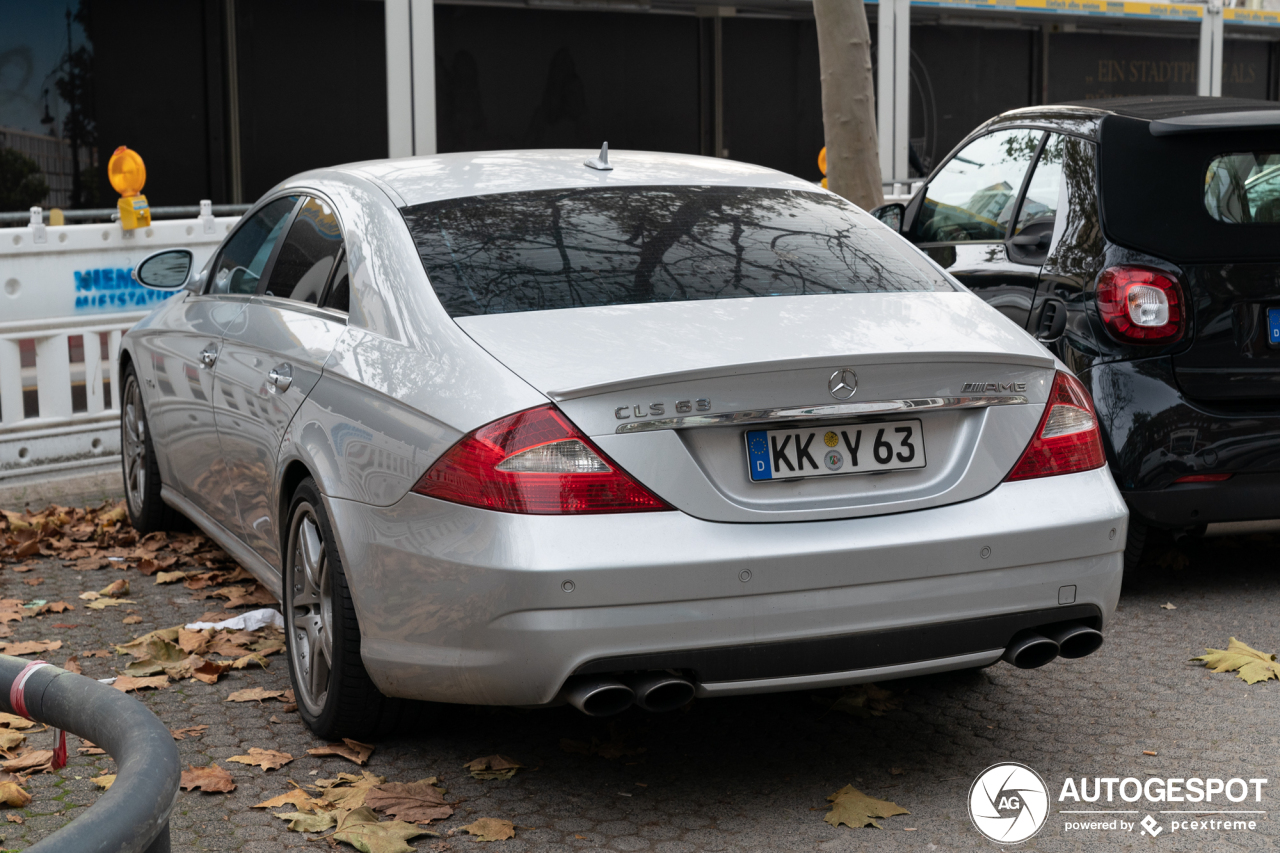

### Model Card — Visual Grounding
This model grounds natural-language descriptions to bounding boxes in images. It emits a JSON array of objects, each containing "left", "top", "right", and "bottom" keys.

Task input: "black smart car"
[{"left": 874, "top": 95, "right": 1280, "bottom": 567}]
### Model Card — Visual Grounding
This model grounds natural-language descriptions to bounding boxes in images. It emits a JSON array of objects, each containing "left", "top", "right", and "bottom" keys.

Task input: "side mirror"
[
  {"left": 132, "top": 249, "right": 193, "bottom": 290},
  {"left": 869, "top": 202, "right": 905, "bottom": 234}
]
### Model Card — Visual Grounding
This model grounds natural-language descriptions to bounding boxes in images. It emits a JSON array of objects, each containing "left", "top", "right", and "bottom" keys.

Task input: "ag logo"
[{"left": 968, "top": 762, "right": 1050, "bottom": 844}]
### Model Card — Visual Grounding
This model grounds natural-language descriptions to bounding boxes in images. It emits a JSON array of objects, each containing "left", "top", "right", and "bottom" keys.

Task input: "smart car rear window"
[
  {"left": 401, "top": 185, "right": 957, "bottom": 318},
  {"left": 1204, "top": 152, "right": 1280, "bottom": 224}
]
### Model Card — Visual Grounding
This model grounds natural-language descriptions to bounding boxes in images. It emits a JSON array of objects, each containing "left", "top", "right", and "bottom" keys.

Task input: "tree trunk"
[{"left": 813, "top": 0, "right": 884, "bottom": 210}]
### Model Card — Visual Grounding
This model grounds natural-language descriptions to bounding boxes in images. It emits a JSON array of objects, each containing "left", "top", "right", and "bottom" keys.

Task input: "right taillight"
[
  {"left": 1096, "top": 265, "right": 1184, "bottom": 344},
  {"left": 1005, "top": 371, "right": 1106, "bottom": 482}
]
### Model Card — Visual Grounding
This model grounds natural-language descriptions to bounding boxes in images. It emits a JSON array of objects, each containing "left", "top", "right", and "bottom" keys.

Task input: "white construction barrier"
[{"left": 0, "top": 206, "right": 240, "bottom": 481}]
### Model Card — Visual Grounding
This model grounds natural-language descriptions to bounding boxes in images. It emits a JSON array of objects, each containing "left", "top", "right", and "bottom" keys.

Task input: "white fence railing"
[{"left": 0, "top": 207, "right": 239, "bottom": 480}]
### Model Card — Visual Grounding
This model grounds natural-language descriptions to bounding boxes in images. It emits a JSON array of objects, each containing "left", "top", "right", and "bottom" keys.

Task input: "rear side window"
[
  {"left": 1204, "top": 152, "right": 1280, "bottom": 224},
  {"left": 401, "top": 186, "right": 957, "bottom": 318},
  {"left": 265, "top": 197, "right": 344, "bottom": 303}
]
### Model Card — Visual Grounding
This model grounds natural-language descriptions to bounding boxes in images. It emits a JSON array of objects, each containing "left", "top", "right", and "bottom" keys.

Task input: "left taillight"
[
  {"left": 1005, "top": 371, "right": 1107, "bottom": 482},
  {"left": 1096, "top": 265, "right": 1184, "bottom": 344},
  {"left": 412, "top": 404, "right": 671, "bottom": 515}
]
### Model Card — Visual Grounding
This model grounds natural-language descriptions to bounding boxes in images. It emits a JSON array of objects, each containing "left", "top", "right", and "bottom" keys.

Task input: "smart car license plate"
[
  {"left": 745, "top": 420, "right": 926, "bottom": 481},
  {"left": 1269, "top": 307, "right": 1280, "bottom": 348}
]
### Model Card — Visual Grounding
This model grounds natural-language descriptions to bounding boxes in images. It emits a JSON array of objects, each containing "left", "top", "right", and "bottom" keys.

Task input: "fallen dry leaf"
[
  {"left": 827, "top": 683, "right": 902, "bottom": 718},
  {"left": 177, "top": 628, "right": 209, "bottom": 654},
  {"left": 122, "top": 616, "right": 142, "bottom": 625},
  {"left": 170, "top": 725, "right": 209, "bottom": 741},
  {"left": 825, "top": 785, "right": 910, "bottom": 829},
  {"left": 1161, "top": 602, "right": 1177, "bottom": 610},
  {"left": 98, "top": 579, "right": 129, "bottom": 598},
  {"left": 274, "top": 809, "right": 337, "bottom": 833},
  {"left": 460, "top": 817, "right": 516, "bottom": 842},
  {"left": 155, "top": 571, "right": 191, "bottom": 585},
  {"left": 313, "top": 771, "right": 386, "bottom": 809},
  {"left": 190, "top": 659, "right": 231, "bottom": 685},
  {"left": 78, "top": 591, "right": 99, "bottom": 601},
  {"left": 86, "top": 598, "right": 134, "bottom": 610},
  {"left": 334, "top": 806, "right": 427, "bottom": 853},
  {"left": 92, "top": 774, "right": 115, "bottom": 790},
  {"left": 309, "top": 738, "right": 374, "bottom": 766},
  {"left": 366, "top": 778, "right": 454, "bottom": 824},
  {"left": 2, "top": 750, "right": 53, "bottom": 774},
  {"left": 6, "top": 813, "right": 22, "bottom": 824},
  {"left": 229, "top": 748, "right": 294, "bottom": 771},
  {"left": 0, "top": 639, "right": 62, "bottom": 656},
  {"left": 254, "top": 788, "right": 327, "bottom": 812},
  {"left": 82, "top": 649, "right": 110, "bottom": 658},
  {"left": 113, "top": 675, "right": 169, "bottom": 693},
  {"left": 179, "top": 763, "right": 236, "bottom": 793},
  {"left": 0, "top": 714, "right": 35, "bottom": 731},
  {"left": 63, "top": 654, "right": 82, "bottom": 674},
  {"left": 226, "top": 688, "right": 284, "bottom": 703},
  {"left": 1193, "top": 638, "right": 1280, "bottom": 684},
  {"left": 463, "top": 755, "right": 521, "bottom": 780},
  {"left": 0, "top": 730, "right": 27, "bottom": 758},
  {"left": 21, "top": 578, "right": 42, "bottom": 586},
  {"left": 0, "top": 779, "right": 30, "bottom": 807}
]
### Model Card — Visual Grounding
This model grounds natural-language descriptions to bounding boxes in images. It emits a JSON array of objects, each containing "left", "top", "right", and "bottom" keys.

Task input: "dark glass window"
[
  {"left": 401, "top": 185, "right": 956, "bottom": 318},
  {"left": 321, "top": 252, "right": 350, "bottom": 313},
  {"left": 265, "top": 197, "right": 344, "bottom": 303},
  {"left": 1204, "top": 152, "right": 1280, "bottom": 224},
  {"left": 209, "top": 196, "right": 298, "bottom": 295}
]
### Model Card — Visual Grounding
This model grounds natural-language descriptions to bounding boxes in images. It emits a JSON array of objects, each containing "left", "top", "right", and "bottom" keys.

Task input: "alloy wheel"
[
  {"left": 122, "top": 376, "right": 148, "bottom": 518},
  {"left": 287, "top": 504, "right": 334, "bottom": 717}
]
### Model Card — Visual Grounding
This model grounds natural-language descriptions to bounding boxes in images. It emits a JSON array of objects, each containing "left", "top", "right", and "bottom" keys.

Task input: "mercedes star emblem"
[{"left": 828, "top": 368, "right": 858, "bottom": 400}]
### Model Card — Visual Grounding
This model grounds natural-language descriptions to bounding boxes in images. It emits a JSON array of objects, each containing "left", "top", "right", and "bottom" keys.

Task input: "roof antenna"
[{"left": 584, "top": 142, "right": 613, "bottom": 171}]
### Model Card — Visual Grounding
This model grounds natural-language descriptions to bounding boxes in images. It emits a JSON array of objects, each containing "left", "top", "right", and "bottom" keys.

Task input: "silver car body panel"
[
  {"left": 326, "top": 467, "right": 1124, "bottom": 706},
  {"left": 119, "top": 149, "right": 1128, "bottom": 707}
]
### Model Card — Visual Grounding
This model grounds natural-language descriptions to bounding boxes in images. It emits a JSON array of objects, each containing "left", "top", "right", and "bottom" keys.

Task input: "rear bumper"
[
  {"left": 326, "top": 467, "right": 1126, "bottom": 706},
  {"left": 1124, "top": 472, "right": 1280, "bottom": 527}
]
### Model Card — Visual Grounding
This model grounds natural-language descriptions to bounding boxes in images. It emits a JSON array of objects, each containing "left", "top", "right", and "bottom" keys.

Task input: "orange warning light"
[{"left": 108, "top": 146, "right": 147, "bottom": 198}]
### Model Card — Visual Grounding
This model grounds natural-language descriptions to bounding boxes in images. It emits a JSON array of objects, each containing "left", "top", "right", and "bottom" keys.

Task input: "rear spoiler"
[{"left": 1150, "top": 109, "right": 1280, "bottom": 136}]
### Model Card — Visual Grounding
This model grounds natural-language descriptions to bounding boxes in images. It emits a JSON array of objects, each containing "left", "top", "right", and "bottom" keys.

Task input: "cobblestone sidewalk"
[{"left": 2, "top": 520, "right": 1278, "bottom": 852}]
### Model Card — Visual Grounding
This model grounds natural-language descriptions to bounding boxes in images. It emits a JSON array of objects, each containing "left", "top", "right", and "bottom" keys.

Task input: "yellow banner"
[
  {"left": 907, "top": 0, "right": 1205, "bottom": 21},
  {"left": 1224, "top": 7, "right": 1280, "bottom": 26}
]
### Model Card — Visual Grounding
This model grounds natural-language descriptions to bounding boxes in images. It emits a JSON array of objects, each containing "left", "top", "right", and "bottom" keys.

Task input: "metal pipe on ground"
[{"left": 0, "top": 655, "right": 180, "bottom": 853}]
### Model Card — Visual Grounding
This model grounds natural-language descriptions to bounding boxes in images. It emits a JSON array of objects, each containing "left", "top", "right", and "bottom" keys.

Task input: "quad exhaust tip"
[
  {"left": 561, "top": 672, "right": 696, "bottom": 716},
  {"left": 1003, "top": 630, "right": 1060, "bottom": 669},
  {"left": 562, "top": 676, "right": 635, "bottom": 717},
  {"left": 626, "top": 672, "right": 696, "bottom": 713},
  {"left": 1003, "top": 621, "right": 1103, "bottom": 669}
]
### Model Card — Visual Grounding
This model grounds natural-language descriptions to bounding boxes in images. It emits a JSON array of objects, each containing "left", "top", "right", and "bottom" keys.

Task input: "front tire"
[
  {"left": 121, "top": 365, "right": 181, "bottom": 533},
  {"left": 283, "top": 477, "right": 401, "bottom": 740}
]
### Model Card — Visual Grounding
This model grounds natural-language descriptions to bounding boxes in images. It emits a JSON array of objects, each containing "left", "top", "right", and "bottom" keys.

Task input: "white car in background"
[{"left": 122, "top": 148, "right": 1127, "bottom": 739}]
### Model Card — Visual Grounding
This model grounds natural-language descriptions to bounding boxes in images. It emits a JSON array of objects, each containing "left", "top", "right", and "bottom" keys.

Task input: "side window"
[
  {"left": 910, "top": 129, "right": 1044, "bottom": 244},
  {"left": 321, "top": 251, "right": 349, "bottom": 313},
  {"left": 1013, "top": 133, "right": 1065, "bottom": 237},
  {"left": 209, "top": 196, "right": 299, "bottom": 295},
  {"left": 263, "top": 196, "right": 344, "bottom": 303}
]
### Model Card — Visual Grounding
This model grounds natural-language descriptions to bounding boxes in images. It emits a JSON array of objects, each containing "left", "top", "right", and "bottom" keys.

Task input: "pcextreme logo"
[{"left": 968, "top": 764, "right": 1269, "bottom": 844}]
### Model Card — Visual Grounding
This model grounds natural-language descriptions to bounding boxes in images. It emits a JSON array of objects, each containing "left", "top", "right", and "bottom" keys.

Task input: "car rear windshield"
[
  {"left": 400, "top": 185, "right": 957, "bottom": 318},
  {"left": 1204, "top": 152, "right": 1280, "bottom": 224}
]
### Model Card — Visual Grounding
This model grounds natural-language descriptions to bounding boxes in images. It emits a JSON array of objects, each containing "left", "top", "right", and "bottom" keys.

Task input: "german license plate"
[
  {"left": 1268, "top": 307, "right": 1280, "bottom": 348},
  {"left": 745, "top": 419, "right": 926, "bottom": 481}
]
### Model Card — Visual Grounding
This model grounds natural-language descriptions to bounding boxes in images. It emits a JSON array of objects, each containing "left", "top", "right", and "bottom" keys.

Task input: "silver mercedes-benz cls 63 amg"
[{"left": 122, "top": 148, "right": 1127, "bottom": 739}]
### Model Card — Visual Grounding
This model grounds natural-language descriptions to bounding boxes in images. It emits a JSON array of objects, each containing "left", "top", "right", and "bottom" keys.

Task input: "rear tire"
[
  {"left": 121, "top": 365, "right": 183, "bottom": 533},
  {"left": 283, "top": 477, "right": 403, "bottom": 740}
]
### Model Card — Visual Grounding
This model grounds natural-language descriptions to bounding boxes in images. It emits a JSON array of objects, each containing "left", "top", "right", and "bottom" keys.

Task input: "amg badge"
[{"left": 962, "top": 382, "right": 1027, "bottom": 393}]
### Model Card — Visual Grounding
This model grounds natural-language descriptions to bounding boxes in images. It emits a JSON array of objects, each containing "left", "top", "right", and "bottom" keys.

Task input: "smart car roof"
[{"left": 337, "top": 149, "right": 821, "bottom": 208}]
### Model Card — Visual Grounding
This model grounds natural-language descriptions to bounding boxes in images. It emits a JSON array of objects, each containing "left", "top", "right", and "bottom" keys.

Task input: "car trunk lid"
[{"left": 456, "top": 292, "right": 1057, "bottom": 522}]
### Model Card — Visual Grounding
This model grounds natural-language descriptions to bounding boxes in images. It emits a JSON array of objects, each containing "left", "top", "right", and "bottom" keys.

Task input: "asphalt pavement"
[{"left": 2, "top": 514, "right": 1278, "bottom": 852}]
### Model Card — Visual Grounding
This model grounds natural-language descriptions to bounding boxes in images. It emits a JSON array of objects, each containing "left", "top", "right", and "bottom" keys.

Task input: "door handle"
[
  {"left": 199, "top": 345, "right": 218, "bottom": 367},
  {"left": 267, "top": 363, "right": 293, "bottom": 392}
]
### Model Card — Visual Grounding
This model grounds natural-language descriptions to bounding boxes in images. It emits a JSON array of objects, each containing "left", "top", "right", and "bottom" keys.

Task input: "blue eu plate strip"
[
  {"left": 1269, "top": 307, "right": 1280, "bottom": 346},
  {"left": 746, "top": 430, "right": 772, "bottom": 480}
]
